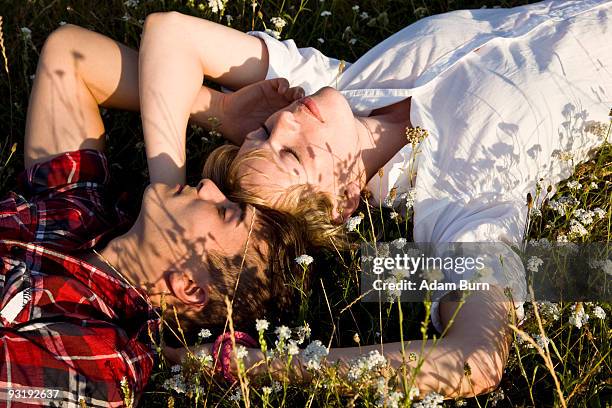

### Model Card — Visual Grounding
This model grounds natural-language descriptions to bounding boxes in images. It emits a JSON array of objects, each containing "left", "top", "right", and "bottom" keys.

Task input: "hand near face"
[{"left": 221, "top": 78, "right": 304, "bottom": 143}]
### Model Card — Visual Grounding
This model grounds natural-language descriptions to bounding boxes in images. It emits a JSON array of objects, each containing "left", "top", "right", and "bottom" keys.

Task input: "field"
[{"left": 0, "top": 0, "right": 610, "bottom": 407}]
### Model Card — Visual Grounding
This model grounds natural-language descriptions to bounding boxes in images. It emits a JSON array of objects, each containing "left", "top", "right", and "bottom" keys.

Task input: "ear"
[
  {"left": 166, "top": 271, "right": 208, "bottom": 311},
  {"left": 331, "top": 182, "right": 361, "bottom": 224}
]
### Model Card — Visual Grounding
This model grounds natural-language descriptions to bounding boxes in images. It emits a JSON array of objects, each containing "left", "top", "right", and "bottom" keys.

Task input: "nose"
[{"left": 196, "top": 179, "right": 227, "bottom": 204}]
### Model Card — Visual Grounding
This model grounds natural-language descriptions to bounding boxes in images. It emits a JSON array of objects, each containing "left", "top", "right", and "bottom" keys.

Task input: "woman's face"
[{"left": 235, "top": 86, "right": 362, "bottom": 218}]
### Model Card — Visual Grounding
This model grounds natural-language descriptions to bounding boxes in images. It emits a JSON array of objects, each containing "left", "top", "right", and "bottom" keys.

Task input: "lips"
[{"left": 298, "top": 97, "right": 324, "bottom": 123}]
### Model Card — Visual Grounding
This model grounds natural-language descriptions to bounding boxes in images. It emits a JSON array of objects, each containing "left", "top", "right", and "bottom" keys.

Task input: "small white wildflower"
[
  {"left": 272, "top": 381, "right": 282, "bottom": 393},
  {"left": 592, "top": 305, "right": 606, "bottom": 319},
  {"left": 250, "top": 0, "right": 257, "bottom": 9},
  {"left": 349, "top": 38, "right": 357, "bottom": 45},
  {"left": 345, "top": 215, "right": 363, "bottom": 232},
  {"left": 353, "top": 333, "right": 360, "bottom": 344},
  {"left": 347, "top": 350, "right": 387, "bottom": 381},
  {"left": 557, "top": 233, "right": 568, "bottom": 242},
  {"left": 526, "top": 256, "right": 544, "bottom": 273},
  {"left": 593, "top": 207, "right": 606, "bottom": 220},
  {"left": 264, "top": 29, "right": 281, "bottom": 40},
  {"left": 391, "top": 238, "right": 407, "bottom": 249},
  {"left": 59, "top": 21, "right": 67, "bottom": 26},
  {"left": 302, "top": 340, "right": 328, "bottom": 370},
  {"left": 256, "top": 318, "right": 269, "bottom": 332},
  {"left": 530, "top": 207, "right": 542, "bottom": 217},
  {"left": 262, "top": 386, "right": 273, "bottom": 395},
  {"left": 569, "top": 303, "right": 589, "bottom": 329},
  {"left": 352, "top": 5, "right": 359, "bottom": 11},
  {"left": 405, "top": 189, "right": 417, "bottom": 209},
  {"left": 270, "top": 17, "right": 287, "bottom": 30},
  {"left": 207, "top": 0, "right": 226, "bottom": 14},
  {"left": 229, "top": 388, "right": 241, "bottom": 402},
  {"left": 317, "top": 38, "right": 325, "bottom": 43},
  {"left": 275, "top": 325, "right": 291, "bottom": 341},
  {"left": 198, "top": 328, "right": 212, "bottom": 339},
  {"left": 412, "top": 392, "right": 444, "bottom": 408},
  {"left": 235, "top": 345, "right": 248, "bottom": 360},
  {"left": 538, "top": 301, "right": 560, "bottom": 321},
  {"left": 196, "top": 349, "right": 213, "bottom": 367},
  {"left": 378, "top": 391, "right": 404, "bottom": 408},
  {"left": 295, "top": 254, "right": 314, "bottom": 266},
  {"left": 225, "top": 14, "right": 233, "bottom": 25},
  {"left": 171, "top": 364, "right": 181, "bottom": 373},
  {"left": 390, "top": 211, "right": 399, "bottom": 220},
  {"left": 531, "top": 334, "right": 551, "bottom": 349},
  {"left": 574, "top": 209, "right": 595, "bottom": 225},
  {"left": 455, "top": 399, "right": 468, "bottom": 407},
  {"left": 569, "top": 219, "right": 588, "bottom": 237},
  {"left": 20, "top": 27, "right": 32, "bottom": 39},
  {"left": 121, "top": 13, "right": 130, "bottom": 22},
  {"left": 359, "top": 11, "right": 369, "bottom": 19},
  {"left": 487, "top": 388, "right": 505, "bottom": 406},
  {"left": 163, "top": 374, "right": 187, "bottom": 394},
  {"left": 287, "top": 340, "right": 300, "bottom": 356},
  {"left": 590, "top": 181, "right": 599, "bottom": 189},
  {"left": 408, "top": 386, "right": 420, "bottom": 400},
  {"left": 320, "top": 10, "right": 332, "bottom": 17},
  {"left": 124, "top": 0, "right": 139, "bottom": 7},
  {"left": 567, "top": 180, "right": 582, "bottom": 190},
  {"left": 296, "top": 323, "right": 311, "bottom": 344}
]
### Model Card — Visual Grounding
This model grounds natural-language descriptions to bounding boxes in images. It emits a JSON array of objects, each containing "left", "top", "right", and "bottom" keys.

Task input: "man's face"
[{"left": 137, "top": 180, "right": 257, "bottom": 296}]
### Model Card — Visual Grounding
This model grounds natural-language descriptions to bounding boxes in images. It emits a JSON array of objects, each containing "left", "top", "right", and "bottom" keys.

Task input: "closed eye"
[{"left": 281, "top": 147, "right": 301, "bottom": 163}]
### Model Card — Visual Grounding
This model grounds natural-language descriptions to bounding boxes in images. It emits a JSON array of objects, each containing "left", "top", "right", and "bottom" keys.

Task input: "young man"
[{"left": 0, "top": 24, "right": 306, "bottom": 407}]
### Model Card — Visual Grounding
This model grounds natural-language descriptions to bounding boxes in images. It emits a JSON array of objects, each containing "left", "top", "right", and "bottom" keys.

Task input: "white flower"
[
  {"left": 408, "top": 386, "right": 420, "bottom": 400},
  {"left": 229, "top": 388, "right": 241, "bottom": 402},
  {"left": 256, "top": 318, "right": 269, "bottom": 332},
  {"left": 124, "top": 0, "right": 139, "bottom": 7},
  {"left": 353, "top": 333, "right": 360, "bottom": 344},
  {"left": 59, "top": 21, "right": 67, "bottom": 26},
  {"left": 275, "top": 325, "right": 291, "bottom": 341},
  {"left": 569, "top": 303, "right": 589, "bottom": 329},
  {"left": 538, "top": 301, "right": 560, "bottom": 321},
  {"left": 529, "top": 334, "right": 550, "bottom": 349},
  {"left": 592, "top": 305, "right": 606, "bottom": 319},
  {"left": 567, "top": 180, "right": 582, "bottom": 190},
  {"left": 593, "top": 207, "right": 606, "bottom": 220},
  {"left": 261, "top": 386, "right": 273, "bottom": 395},
  {"left": 352, "top": 5, "right": 359, "bottom": 11},
  {"left": 196, "top": 349, "right": 214, "bottom": 367},
  {"left": 270, "top": 17, "right": 287, "bottom": 30},
  {"left": 198, "top": 328, "right": 212, "bottom": 339},
  {"left": 530, "top": 207, "right": 542, "bottom": 218},
  {"left": 526, "top": 256, "right": 544, "bottom": 273},
  {"left": 345, "top": 215, "right": 363, "bottom": 232},
  {"left": 121, "top": 13, "right": 130, "bottom": 21},
  {"left": 302, "top": 340, "right": 328, "bottom": 370},
  {"left": 557, "top": 233, "right": 568, "bottom": 242},
  {"left": 574, "top": 209, "right": 594, "bottom": 225},
  {"left": 347, "top": 350, "right": 387, "bottom": 381},
  {"left": 163, "top": 374, "right": 187, "bottom": 394},
  {"left": 264, "top": 29, "right": 281, "bottom": 39},
  {"left": 590, "top": 181, "right": 599, "bottom": 189},
  {"left": 391, "top": 238, "right": 407, "bottom": 249},
  {"left": 320, "top": 10, "right": 332, "bottom": 17},
  {"left": 297, "top": 323, "right": 311, "bottom": 344},
  {"left": 170, "top": 364, "right": 181, "bottom": 373},
  {"left": 376, "top": 390, "right": 404, "bottom": 408},
  {"left": 287, "top": 340, "right": 300, "bottom": 356},
  {"left": 207, "top": 0, "right": 226, "bottom": 14},
  {"left": 272, "top": 381, "right": 282, "bottom": 393},
  {"left": 390, "top": 211, "right": 399, "bottom": 220},
  {"left": 349, "top": 38, "right": 357, "bottom": 45},
  {"left": 487, "top": 388, "right": 505, "bottom": 406},
  {"left": 20, "top": 27, "right": 32, "bottom": 39},
  {"left": 359, "top": 11, "right": 369, "bottom": 19},
  {"left": 295, "top": 254, "right": 313, "bottom": 266},
  {"left": 569, "top": 219, "right": 588, "bottom": 237},
  {"left": 405, "top": 189, "right": 417, "bottom": 209},
  {"left": 412, "top": 392, "right": 444, "bottom": 408},
  {"left": 225, "top": 14, "right": 233, "bottom": 25},
  {"left": 317, "top": 38, "right": 325, "bottom": 43}
]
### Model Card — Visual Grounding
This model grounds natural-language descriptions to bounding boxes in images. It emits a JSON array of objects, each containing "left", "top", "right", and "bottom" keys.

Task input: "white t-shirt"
[{"left": 247, "top": 0, "right": 612, "bottom": 332}]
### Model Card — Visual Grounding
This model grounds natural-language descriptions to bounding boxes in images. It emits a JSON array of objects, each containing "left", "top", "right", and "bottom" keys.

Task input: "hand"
[{"left": 220, "top": 78, "right": 305, "bottom": 143}]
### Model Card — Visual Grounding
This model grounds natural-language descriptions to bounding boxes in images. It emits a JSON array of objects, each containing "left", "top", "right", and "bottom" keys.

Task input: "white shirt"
[{"left": 247, "top": 0, "right": 612, "bottom": 332}]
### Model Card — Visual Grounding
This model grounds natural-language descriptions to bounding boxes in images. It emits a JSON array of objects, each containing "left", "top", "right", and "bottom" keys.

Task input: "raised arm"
[{"left": 139, "top": 12, "right": 269, "bottom": 185}]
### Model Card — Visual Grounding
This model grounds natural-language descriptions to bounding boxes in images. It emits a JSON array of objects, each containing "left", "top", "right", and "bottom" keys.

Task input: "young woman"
[{"left": 138, "top": 0, "right": 612, "bottom": 399}]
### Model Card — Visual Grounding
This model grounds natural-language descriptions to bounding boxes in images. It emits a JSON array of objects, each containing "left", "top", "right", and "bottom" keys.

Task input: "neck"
[
  {"left": 353, "top": 98, "right": 413, "bottom": 187},
  {"left": 84, "top": 221, "right": 167, "bottom": 295}
]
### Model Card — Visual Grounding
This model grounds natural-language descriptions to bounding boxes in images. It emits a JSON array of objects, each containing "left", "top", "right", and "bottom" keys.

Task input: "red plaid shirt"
[{"left": 0, "top": 150, "right": 160, "bottom": 407}]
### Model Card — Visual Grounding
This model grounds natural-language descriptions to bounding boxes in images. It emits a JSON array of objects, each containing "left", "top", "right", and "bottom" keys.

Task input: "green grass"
[{"left": 1, "top": 0, "right": 611, "bottom": 407}]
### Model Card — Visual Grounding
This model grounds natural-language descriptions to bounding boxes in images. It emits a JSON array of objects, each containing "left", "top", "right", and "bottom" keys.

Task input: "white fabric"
[{"left": 247, "top": 0, "right": 612, "bottom": 333}]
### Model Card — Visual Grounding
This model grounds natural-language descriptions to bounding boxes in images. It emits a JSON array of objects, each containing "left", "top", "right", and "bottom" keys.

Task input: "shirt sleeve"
[
  {"left": 0, "top": 320, "right": 155, "bottom": 407},
  {"left": 245, "top": 31, "right": 347, "bottom": 96}
]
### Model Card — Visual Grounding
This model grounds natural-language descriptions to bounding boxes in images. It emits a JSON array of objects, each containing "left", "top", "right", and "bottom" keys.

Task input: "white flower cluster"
[
  {"left": 345, "top": 214, "right": 363, "bottom": 232},
  {"left": 487, "top": 388, "right": 505, "bottom": 406},
  {"left": 20, "top": 27, "right": 32, "bottom": 40},
  {"left": 198, "top": 328, "right": 212, "bottom": 339},
  {"left": 229, "top": 388, "right": 241, "bottom": 402},
  {"left": 320, "top": 10, "right": 332, "bottom": 17},
  {"left": 347, "top": 350, "right": 387, "bottom": 382},
  {"left": 295, "top": 254, "right": 314, "bottom": 266},
  {"left": 207, "top": 0, "right": 226, "bottom": 14},
  {"left": 592, "top": 305, "right": 606, "bottom": 320},
  {"left": 270, "top": 17, "right": 287, "bottom": 30},
  {"left": 547, "top": 196, "right": 579, "bottom": 216},
  {"left": 124, "top": 0, "right": 139, "bottom": 7},
  {"left": 256, "top": 318, "right": 269, "bottom": 332},
  {"left": 528, "top": 334, "right": 551, "bottom": 349},
  {"left": 302, "top": 340, "right": 328, "bottom": 370},
  {"left": 569, "top": 304, "right": 589, "bottom": 329},
  {"left": 574, "top": 209, "right": 595, "bottom": 225},
  {"left": 569, "top": 219, "right": 589, "bottom": 237},
  {"left": 593, "top": 207, "right": 606, "bottom": 220},
  {"left": 538, "top": 301, "right": 560, "bottom": 321},
  {"left": 412, "top": 391, "right": 444, "bottom": 408},
  {"left": 275, "top": 325, "right": 291, "bottom": 341},
  {"left": 566, "top": 180, "right": 582, "bottom": 190},
  {"left": 264, "top": 28, "right": 281, "bottom": 39},
  {"left": 163, "top": 374, "right": 188, "bottom": 394},
  {"left": 526, "top": 256, "right": 544, "bottom": 273}
]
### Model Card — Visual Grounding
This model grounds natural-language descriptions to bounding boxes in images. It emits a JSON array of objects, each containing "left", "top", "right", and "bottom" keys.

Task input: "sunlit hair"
[
  {"left": 162, "top": 144, "right": 347, "bottom": 344},
  {"left": 204, "top": 144, "right": 349, "bottom": 252}
]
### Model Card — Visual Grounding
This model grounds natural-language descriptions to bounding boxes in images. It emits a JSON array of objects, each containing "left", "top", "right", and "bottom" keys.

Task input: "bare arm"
[{"left": 139, "top": 11, "right": 269, "bottom": 185}]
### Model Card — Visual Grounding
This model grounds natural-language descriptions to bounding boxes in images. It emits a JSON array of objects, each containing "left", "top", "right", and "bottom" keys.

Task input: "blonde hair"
[{"left": 204, "top": 144, "right": 349, "bottom": 252}]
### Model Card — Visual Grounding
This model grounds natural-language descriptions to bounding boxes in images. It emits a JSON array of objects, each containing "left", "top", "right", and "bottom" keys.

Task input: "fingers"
[{"left": 271, "top": 77, "right": 304, "bottom": 100}]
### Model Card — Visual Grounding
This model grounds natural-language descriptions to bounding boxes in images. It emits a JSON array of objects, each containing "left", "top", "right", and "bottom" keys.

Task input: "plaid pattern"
[{"left": 0, "top": 150, "right": 160, "bottom": 407}]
